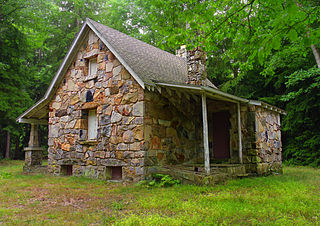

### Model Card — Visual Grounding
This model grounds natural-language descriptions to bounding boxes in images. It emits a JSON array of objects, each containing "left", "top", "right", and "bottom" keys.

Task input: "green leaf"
[
  {"left": 288, "top": 29, "right": 298, "bottom": 41},
  {"left": 271, "top": 36, "right": 282, "bottom": 50}
]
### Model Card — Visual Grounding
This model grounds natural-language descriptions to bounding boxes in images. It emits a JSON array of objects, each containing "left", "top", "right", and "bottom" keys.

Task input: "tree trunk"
[
  {"left": 14, "top": 136, "right": 20, "bottom": 159},
  {"left": 311, "top": 44, "right": 320, "bottom": 68},
  {"left": 5, "top": 131, "right": 10, "bottom": 159}
]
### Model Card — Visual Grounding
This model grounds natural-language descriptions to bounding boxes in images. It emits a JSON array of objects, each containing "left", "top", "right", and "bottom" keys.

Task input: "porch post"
[
  {"left": 24, "top": 123, "right": 43, "bottom": 169},
  {"left": 237, "top": 102, "right": 243, "bottom": 163},
  {"left": 202, "top": 93, "right": 210, "bottom": 174}
]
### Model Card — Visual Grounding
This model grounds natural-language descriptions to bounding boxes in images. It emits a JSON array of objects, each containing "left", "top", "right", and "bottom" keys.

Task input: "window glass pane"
[
  {"left": 89, "top": 59, "right": 97, "bottom": 76},
  {"left": 88, "top": 109, "right": 97, "bottom": 140}
]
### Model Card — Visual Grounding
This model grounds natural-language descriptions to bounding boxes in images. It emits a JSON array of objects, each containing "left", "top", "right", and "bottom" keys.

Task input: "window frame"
[
  {"left": 87, "top": 109, "right": 98, "bottom": 141},
  {"left": 88, "top": 58, "right": 97, "bottom": 77}
]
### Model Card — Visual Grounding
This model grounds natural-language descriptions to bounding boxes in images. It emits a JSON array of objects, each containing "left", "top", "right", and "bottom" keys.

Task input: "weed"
[
  {"left": 137, "top": 174, "right": 180, "bottom": 188},
  {"left": 0, "top": 160, "right": 319, "bottom": 225}
]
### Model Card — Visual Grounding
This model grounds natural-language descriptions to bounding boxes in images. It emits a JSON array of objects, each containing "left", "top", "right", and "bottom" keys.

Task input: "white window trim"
[
  {"left": 89, "top": 58, "right": 97, "bottom": 76},
  {"left": 88, "top": 109, "right": 97, "bottom": 140}
]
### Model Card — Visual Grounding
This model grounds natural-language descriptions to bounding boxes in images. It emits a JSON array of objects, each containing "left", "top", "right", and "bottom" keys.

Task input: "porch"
[
  {"left": 144, "top": 82, "right": 249, "bottom": 184},
  {"left": 145, "top": 163, "right": 248, "bottom": 185}
]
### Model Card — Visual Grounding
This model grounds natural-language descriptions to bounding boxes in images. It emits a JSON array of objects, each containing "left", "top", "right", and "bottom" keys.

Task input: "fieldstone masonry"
[
  {"left": 47, "top": 31, "right": 145, "bottom": 181},
  {"left": 23, "top": 124, "right": 46, "bottom": 173},
  {"left": 176, "top": 46, "right": 207, "bottom": 85},
  {"left": 242, "top": 105, "right": 282, "bottom": 175}
]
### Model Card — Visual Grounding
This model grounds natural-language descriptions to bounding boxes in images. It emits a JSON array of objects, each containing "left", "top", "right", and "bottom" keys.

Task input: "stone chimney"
[{"left": 176, "top": 45, "right": 207, "bottom": 85}]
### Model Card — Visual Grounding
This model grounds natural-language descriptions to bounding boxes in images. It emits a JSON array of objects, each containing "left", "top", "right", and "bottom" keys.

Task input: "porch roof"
[{"left": 151, "top": 82, "right": 286, "bottom": 114}]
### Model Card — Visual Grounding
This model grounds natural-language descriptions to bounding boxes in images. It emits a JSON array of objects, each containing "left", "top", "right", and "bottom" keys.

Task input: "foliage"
[
  {"left": 137, "top": 174, "right": 180, "bottom": 188},
  {"left": 281, "top": 67, "right": 320, "bottom": 166}
]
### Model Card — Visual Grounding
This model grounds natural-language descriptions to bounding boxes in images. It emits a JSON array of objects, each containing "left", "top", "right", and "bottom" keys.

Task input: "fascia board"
[{"left": 17, "top": 22, "right": 89, "bottom": 122}]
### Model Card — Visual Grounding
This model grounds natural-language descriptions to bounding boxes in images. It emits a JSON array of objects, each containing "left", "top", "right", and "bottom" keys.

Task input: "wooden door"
[{"left": 213, "top": 111, "right": 230, "bottom": 159}]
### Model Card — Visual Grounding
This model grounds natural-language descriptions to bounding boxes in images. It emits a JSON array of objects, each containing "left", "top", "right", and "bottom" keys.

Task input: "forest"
[{"left": 1, "top": 0, "right": 319, "bottom": 166}]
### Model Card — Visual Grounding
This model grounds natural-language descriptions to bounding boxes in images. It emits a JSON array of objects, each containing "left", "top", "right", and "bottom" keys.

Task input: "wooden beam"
[
  {"left": 18, "top": 118, "right": 48, "bottom": 125},
  {"left": 191, "top": 93, "right": 198, "bottom": 102},
  {"left": 156, "top": 86, "right": 161, "bottom": 94},
  {"left": 39, "top": 110, "right": 49, "bottom": 119},
  {"left": 237, "top": 102, "right": 243, "bottom": 164},
  {"left": 184, "top": 92, "right": 190, "bottom": 100},
  {"left": 166, "top": 88, "right": 172, "bottom": 96},
  {"left": 202, "top": 93, "right": 210, "bottom": 174},
  {"left": 175, "top": 90, "right": 182, "bottom": 99}
]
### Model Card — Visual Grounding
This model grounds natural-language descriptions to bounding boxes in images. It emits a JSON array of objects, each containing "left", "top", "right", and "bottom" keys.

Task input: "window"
[
  {"left": 89, "top": 58, "right": 97, "bottom": 76},
  {"left": 106, "top": 166, "right": 122, "bottom": 180},
  {"left": 61, "top": 165, "right": 73, "bottom": 176},
  {"left": 88, "top": 109, "right": 97, "bottom": 140}
]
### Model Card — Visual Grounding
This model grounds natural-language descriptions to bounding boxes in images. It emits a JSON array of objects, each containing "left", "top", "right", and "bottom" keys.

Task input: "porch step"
[{"left": 237, "top": 173, "right": 249, "bottom": 178}]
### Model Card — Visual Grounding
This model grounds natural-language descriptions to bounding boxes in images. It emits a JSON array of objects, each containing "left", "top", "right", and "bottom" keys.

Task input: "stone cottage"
[{"left": 17, "top": 19, "right": 285, "bottom": 184}]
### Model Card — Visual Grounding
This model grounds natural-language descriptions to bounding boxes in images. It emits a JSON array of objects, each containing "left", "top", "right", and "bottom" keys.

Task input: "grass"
[{"left": 0, "top": 160, "right": 319, "bottom": 225}]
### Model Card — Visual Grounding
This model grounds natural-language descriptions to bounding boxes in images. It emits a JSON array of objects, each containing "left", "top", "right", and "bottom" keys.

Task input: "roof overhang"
[
  {"left": 153, "top": 82, "right": 249, "bottom": 104},
  {"left": 249, "top": 100, "right": 286, "bottom": 115},
  {"left": 151, "top": 82, "right": 286, "bottom": 115}
]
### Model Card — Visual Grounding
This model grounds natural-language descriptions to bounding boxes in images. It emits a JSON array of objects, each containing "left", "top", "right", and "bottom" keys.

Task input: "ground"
[{"left": 0, "top": 160, "right": 319, "bottom": 225}]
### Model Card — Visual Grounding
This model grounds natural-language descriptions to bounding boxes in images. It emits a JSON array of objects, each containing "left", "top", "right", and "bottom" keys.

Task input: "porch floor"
[{"left": 145, "top": 163, "right": 248, "bottom": 185}]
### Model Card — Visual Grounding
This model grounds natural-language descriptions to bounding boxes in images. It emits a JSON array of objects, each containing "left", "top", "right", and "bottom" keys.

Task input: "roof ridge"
[{"left": 87, "top": 18, "right": 186, "bottom": 63}]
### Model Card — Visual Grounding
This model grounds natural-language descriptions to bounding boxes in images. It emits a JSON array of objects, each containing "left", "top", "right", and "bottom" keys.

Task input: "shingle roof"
[
  {"left": 18, "top": 19, "right": 218, "bottom": 123},
  {"left": 89, "top": 19, "right": 190, "bottom": 85}
]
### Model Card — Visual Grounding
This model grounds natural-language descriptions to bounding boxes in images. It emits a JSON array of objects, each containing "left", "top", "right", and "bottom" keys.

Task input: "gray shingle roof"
[{"left": 89, "top": 19, "right": 189, "bottom": 85}]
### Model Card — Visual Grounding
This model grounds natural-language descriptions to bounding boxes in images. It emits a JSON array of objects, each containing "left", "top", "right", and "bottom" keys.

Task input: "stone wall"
[
  {"left": 47, "top": 31, "right": 145, "bottom": 181},
  {"left": 144, "top": 89, "right": 203, "bottom": 170},
  {"left": 242, "top": 105, "right": 282, "bottom": 175},
  {"left": 144, "top": 91, "right": 242, "bottom": 170},
  {"left": 255, "top": 106, "right": 282, "bottom": 174}
]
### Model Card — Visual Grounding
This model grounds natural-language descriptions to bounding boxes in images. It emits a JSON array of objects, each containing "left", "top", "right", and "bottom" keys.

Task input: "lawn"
[{"left": 0, "top": 160, "right": 319, "bottom": 225}]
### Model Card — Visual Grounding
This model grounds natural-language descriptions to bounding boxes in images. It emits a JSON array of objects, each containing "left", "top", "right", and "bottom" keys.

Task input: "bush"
[{"left": 137, "top": 174, "right": 180, "bottom": 188}]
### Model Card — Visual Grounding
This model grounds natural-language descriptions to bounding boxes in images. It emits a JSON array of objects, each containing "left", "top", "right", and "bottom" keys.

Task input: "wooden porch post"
[
  {"left": 237, "top": 102, "right": 243, "bottom": 163},
  {"left": 202, "top": 93, "right": 210, "bottom": 174},
  {"left": 24, "top": 123, "right": 43, "bottom": 168}
]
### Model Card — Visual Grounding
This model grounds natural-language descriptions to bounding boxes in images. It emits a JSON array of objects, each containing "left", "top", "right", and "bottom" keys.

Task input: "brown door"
[{"left": 213, "top": 111, "right": 230, "bottom": 159}]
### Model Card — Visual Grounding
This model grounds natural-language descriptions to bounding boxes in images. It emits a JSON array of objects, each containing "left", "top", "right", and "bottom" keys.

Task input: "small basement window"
[
  {"left": 106, "top": 166, "right": 122, "bottom": 180},
  {"left": 89, "top": 58, "right": 97, "bottom": 76},
  {"left": 88, "top": 109, "right": 97, "bottom": 140},
  {"left": 61, "top": 165, "right": 73, "bottom": 176}
]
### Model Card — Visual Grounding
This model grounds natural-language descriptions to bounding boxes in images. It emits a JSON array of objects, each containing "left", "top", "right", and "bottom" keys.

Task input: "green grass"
[{"left": 0, "top": 160, "right": 319, "bottom": 225}]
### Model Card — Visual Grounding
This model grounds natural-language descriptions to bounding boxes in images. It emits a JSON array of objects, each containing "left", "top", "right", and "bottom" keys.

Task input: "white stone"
[
  {"left": 111, "top": 111, "right": 122, "bottom": 123},
  {"left": 49, "top": 124, "right": 59, "bottom": 138},
  {"left": 55, "top": 95, "right": 61, "bottom": 102},
  {"left": 105, "top": 88, "right": 110, "bottom": 96},
  {"left": 71, "top": 69, "right": 76, "bottom": 78},
  {"left": 67, "top": 80, "right": 76, "bottom": 91},
  {"left": 133, "top": 102, "right": 144, "bottom": 116},
  {"left": 60, "top": 116, "right": 69, "bottom": 123},
  {"left": 52, "top": 102, "right": 61, "bottom": 109},
  {"left": 117, "top": 143, "right": 128, "bottom": 150},
  {"left": 66, "top": 120, "right": 77, "bottom": 129},
  {"left": 106, "top": 62, "right": 113, "bottom": 72},
  {"left": 113, "top": 65, "right": 122, "bottom": 76}
]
